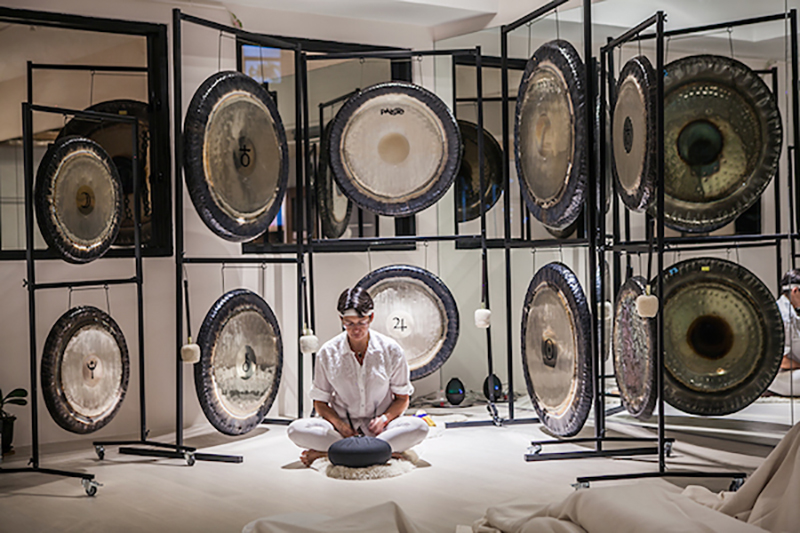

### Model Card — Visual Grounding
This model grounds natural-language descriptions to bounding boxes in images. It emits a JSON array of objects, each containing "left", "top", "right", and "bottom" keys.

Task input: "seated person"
[
  {"left": 288, "top": 287, "right": 428, "bottom": 466},
  {"left": 768, "top": 269, "right": 800, "bottom": 396}
]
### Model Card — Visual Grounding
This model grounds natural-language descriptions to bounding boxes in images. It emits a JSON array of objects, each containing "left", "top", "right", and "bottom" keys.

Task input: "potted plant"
[{"left": 1, "top": 387, "right": 28, "bottom": 455}]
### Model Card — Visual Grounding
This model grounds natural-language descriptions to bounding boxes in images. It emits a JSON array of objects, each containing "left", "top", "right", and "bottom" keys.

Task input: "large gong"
[
  {"left": 41, "top": 306, "right": 129, "bottom": 434},
  {"left": 658, "top": 55, "right": 782, "bottom": 232},
  {"left": 35, "top": 136, "right": 123, "bottom": 264},
  {"left": 317, "top": 121, "right": 353, "bottom": 238},
  {"left": 455, "top": 120, "right": 503, "bottom": 222},
  {"left": 58, "top": 100, "right": 152, "bottom": 246},
  {"left": 355, "top": 265, "right": 459, "bottom": 381},
  {"left": 613, "top": 276, "right": 656, "bottom": 419},
  {"left": 657, "top": 258, "right": 783, "bottom": 415},
  {"left": 328, "top": 82, "right": 461, "bottom": 217},
  {"left": 515, "top": 40, "right": 586, "bottom": 230},
  {"left": 612, "top": 56, "right": 657, "bottom": 212},
  {"left": 194, "top": 289, "right": 282, "bottom": 435},
  {"left": 184, "top": 71, "right": 289, "bottom": 242},
  {"left": 521, "top": 262, "right": 592, "bottom": 437}
]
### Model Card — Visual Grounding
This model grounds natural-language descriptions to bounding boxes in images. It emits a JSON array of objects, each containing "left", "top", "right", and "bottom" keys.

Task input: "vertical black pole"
[
  {"left": 22, "top": 102, "right": 39, "bottom": 468},
  {"left": 501, "top": 28, "right": 515, "bottom": 419},
  {"left": 607, "top": 39, "right": 622, "bottom": 295},
  {"left": 790, "top": 10, "right": 799, "bottom": 268},
  {"left": 132, "top": 118, "right": 147, "bottom": 442},
  {"left": 583, "top": 0, "right": 600, "bottom": 450},
  {"left": 595, "top": 55, "right": 607, "bottom": 441},
  {"left": 172, "top": 8, "right": 185, "bottom": 448},
  {"left": 295, "top": 46, "right": 305, "bottom": 419},
  {"left": 303, "top": 53, "right": 317, "bottom": 379},
  {"left": 452, "top": 55, "right": 460, "bottom": 236},
  {"left": 656, "top": 11, "right": 666, "bottom": 473},
  {"left": 771, "top": 68, "right": 782, "bottom": 288}
]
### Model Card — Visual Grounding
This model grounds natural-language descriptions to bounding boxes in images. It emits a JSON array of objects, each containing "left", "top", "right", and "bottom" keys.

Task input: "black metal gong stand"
[
  {"left": 167, "top": 10, "right": 304, "bottom": 463},
  {"left": 3, "top": 102, "right": 145, "bottom": 496}
]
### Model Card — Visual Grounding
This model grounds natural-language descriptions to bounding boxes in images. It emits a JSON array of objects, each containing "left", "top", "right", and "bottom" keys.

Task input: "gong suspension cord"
[
  {"left": 727, "top": 27, "right": 735, "bottom": 58},
  {"left": 183, "top": 269, "right": 193, "bottom": 341},
  {"left": 67, "top": 284, "right": 111, "bottom": 314},
  {"left": 555, "top": 8, "right": 560, "bottom": 41},
  {"left": 646, "top": 216, "right": 655, "bottom": 284},
  {"left": 89, "top": 70, "right": 95, "bottom": 107},
  {"left": 301, "top": 262, "right": 310, "bottom": 329}
]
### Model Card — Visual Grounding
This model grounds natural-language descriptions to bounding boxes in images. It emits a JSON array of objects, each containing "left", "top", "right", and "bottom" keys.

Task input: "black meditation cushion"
[{"left": 328, "top": 436, "right": 392, "bottom": 468}]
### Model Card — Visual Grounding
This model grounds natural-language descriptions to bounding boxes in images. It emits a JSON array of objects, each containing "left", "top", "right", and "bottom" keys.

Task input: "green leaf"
[
  {"left": 7, "top": 389, "right": 27, "bottom": 398},
  {"left": 6, "top": 398, "right": 27, "bottom": 406}
]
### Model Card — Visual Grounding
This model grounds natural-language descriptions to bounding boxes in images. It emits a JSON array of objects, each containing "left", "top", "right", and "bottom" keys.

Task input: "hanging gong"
[
  {"left": 657, "top": 257, "right": 783, "bottom": 415},
  {"left": 328, "top": 82, "right": 461, "bottom": 217},
  {"left": 355, "top": 265, "right": 459, "bottom": 381},
  {"left": 521, "top": 262, "right": 592, "bottom": 437},
  {"left": 515, "top": 39, "right": 587, "bottom": 230},
  {"left": 184, "top": 71, "right": 289, "bottom": 242},
  {"left": 613, "top": 276, "right": 656, "bottom": 419},
  {"left": 317, "top": 120, "right": 353, "bottom": 238},
  {"left": 657, "top": 55, "right": 782, "bottom": 232},
  {"left": 41, "top": 306, "right": 129, "bottom": 434},
  {"left": 35, "top": 136, "right": 123, "bottom": 264},
  {"left": 58, "top": 100, "right": 152, "bottom": 246},
  {"left": 195, "top": 289, "right": 283, "bottom": 435},
  {"left": 612, "top": 56, "right": 657, "bottom": 212},
  {"left": 455, "top": 120, "right": 503, "bottom": 223}
]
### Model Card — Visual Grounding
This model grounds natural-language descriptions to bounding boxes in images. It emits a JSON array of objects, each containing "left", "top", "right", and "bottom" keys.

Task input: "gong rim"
[
  {"left": 328, "top": 81, "right": 461, "bottom": 217},
  {"left": 455, "top": 120, "right": 503, "bottom": 222},
  {"left": 35, "top": 136, "right": 123, "bottom": 264},
  {"left": 317, "top": 120, "right": 353, "bottom": 238},
  {"left": 655, "top": 257, "right": 783, "bottom": 415},
  {"left": 183, "top": 71, "right": 289, "bottom": 242},
  {"left": 57, "top": 99, "right": 152, "bottom": 246},
  {"left": 612, "top": 276, "right": 657, "bottom": 420},
  {"left": 514, "top": 39, "right": 587, "bottom": 230},
  {"left": 41, "top": 306, "right": 129, "bottom": 434},
  {"left": 521, "top": 262, "right": 592, "bottom": 437},
  {"left": 654, "top": 55, "right": 782, "bottom": 233},
  {"left": 355, "top": 265, "right": 459, "bottom": 381},
  {"left": 194, "top": 289, "right": 283, "bottom": 435},
  {"left": 612, "top": 56, "right": 657, "bottom": 213}
]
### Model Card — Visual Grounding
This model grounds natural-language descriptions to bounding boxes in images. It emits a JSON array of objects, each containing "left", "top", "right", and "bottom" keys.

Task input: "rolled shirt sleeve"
[
  {"left": 309, "top": 352, "right": 333, "bottom": 403},
  {"left": 389, "top": 342, "right": 414, "bottom": 397}
]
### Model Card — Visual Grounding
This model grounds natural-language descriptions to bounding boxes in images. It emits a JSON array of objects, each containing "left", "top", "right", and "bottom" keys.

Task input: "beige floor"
[{"left": 0, "top": 402, "right": 789, "bottom": 533}]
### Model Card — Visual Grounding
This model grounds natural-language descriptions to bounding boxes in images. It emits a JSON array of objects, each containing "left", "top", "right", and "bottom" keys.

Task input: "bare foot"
[
  {"left": 300, "top": 449, "right": 327, "bottom": 467},
  {"left": 392, "top": 452, "right": 406, "bottom": 461}
]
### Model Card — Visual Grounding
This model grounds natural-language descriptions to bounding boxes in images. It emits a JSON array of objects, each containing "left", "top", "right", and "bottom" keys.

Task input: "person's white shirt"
[
  {"left": 777, "top": 294, "right": 800, "bottom": 363},
  {"left": 310, "top": 330, "right": 413, "bottom": 433}
]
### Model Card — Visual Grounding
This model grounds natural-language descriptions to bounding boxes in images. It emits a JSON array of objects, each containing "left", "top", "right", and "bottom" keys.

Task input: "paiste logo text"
[{"left": 380, "top": 107, "right": 404, "bottom": 116}]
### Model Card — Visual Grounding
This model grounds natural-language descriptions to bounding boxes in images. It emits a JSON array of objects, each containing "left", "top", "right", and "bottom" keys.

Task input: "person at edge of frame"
[
  {"left": 286, "top": 287, "right": 428, "bottom": 466},
  {"left": 768, "top": 269, "right": 800, "bottom": 396}
]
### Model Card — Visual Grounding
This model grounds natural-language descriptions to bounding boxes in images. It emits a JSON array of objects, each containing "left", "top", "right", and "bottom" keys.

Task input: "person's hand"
[
  {"left": 334, "top": 419, "right": 356, "bottom": 438},
  {"left": 368, "top": 414, "right": 388, "bottom": 435},
  {"left": 780, "top": 356, "right": 799, "bottom": 371}
]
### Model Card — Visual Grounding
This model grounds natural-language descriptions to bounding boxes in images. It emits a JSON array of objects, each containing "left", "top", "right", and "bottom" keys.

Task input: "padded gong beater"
[
  {"left": 658, "top": 258, "right": 783, "bottom": 415},
  {"left": 184, "top": 71, "right": 289, "bottom": 242},
  {"left": 355, "top": 265, "right": 459, "bottom": 381},
  {"left": 58, "top": 99, "right": 152, "bottom": 246},
  {"left": 613, "top": 276, "right": 656, "bottom": 419},
  {"left": 515, "top": 40, "right": 587, "bottom": 230},
  {"left": 329, "top": 82, "right": 461, "bottom": 216},
  {"left": 195, "top": 289, "right": 282, "bottom": 435},
  {"left": 659, "top": 55, "right": 782, "bottom": 232},
  {"left": 455, "top": 120, "right": 503, "bottom": 222},
  {"left": 317, "top": 121, "right": 353, "bottom": 238},
  {"left": 41, "top": 306, "right": 129, "bottom": 434},
  {"left": 612, "top": 56, "right": 657, "bottom": 212},
  {"left": 521, "top": 262, "right": 592, "bottom": 437},
  {"left": 35, "top": 136, "right": 123, "bottom": 264}
]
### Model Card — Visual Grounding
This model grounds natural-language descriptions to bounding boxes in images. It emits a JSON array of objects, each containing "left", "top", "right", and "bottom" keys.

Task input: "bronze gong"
[
  {"left": 35, "top": 136, "right": 123, "bottom": 264},
  {"left": 521, "top": 262, "right": 592, "bottom": 437},
  {"left": 515, "top": 39, "right": 587, "bottom": 231},
  {"left": 184, "top": 71, "right": 289, "bottom": 242},
  {"left": 41, "top": 306, "right": 130, "bottom": 434},
  {"left": 195, "top": 289, "right": 283, "bottom": 435},
  {"left": 455, "top": 120, "right": 503, "bottom": 222},
  {"left": 317, "top": 120, "right": 353, "bottom": 239},
  {"left": 658, "top": 55, "right": 782, "bottom": 232},
  {"left": 657, "top": 257, "right": 783, "bottom": 415}
]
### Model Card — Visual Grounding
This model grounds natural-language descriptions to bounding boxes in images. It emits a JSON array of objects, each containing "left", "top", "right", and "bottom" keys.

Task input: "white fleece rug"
[{"left": 310, "top": 450, "right": 419, "bottom": 480}]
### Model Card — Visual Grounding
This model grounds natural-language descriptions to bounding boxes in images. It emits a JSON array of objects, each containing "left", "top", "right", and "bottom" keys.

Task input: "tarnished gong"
[
  {"left": 515, "top": 40, "right": 587, "bottom": 230},
  {"left": 195, "top": 289, "right": 283, "bottom": 435},
  {"left": 58, "top": 100, "right": 152, "bottom": 246},
  {"left": 35, "top": 136, "right": 123, "bottom": 264},
  {"left": 521, "top": 262, "right": 592, "bottom": 437},
  {"left": 184, "top": 71, "right": 289, "bottom": 242},
  {"left": 455, "top": 120, "right": 503, "bottom": 222},
  {"left": 355, "top": 265, "right": 459, "bottom": 381},
  {"left": 612, "top": 56, "right": 657, "bottom": 212},
  {"left": 613, "top": 276, "right": 656, "bottom": 419},
  {"left": 657, "top": 258, "right": 783, "bottom": 415},
  {"left": 41, "top": 306, "right": 129, "bottom": 434},
  {"left": 317, "top": 121, "right": 353, "bottom": 238},
  {"left": 329, "top": 82, "right": 461, "bottom": 217},
  {"left": 657, "top": 55, "right": 782, "bottom": 232}
]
